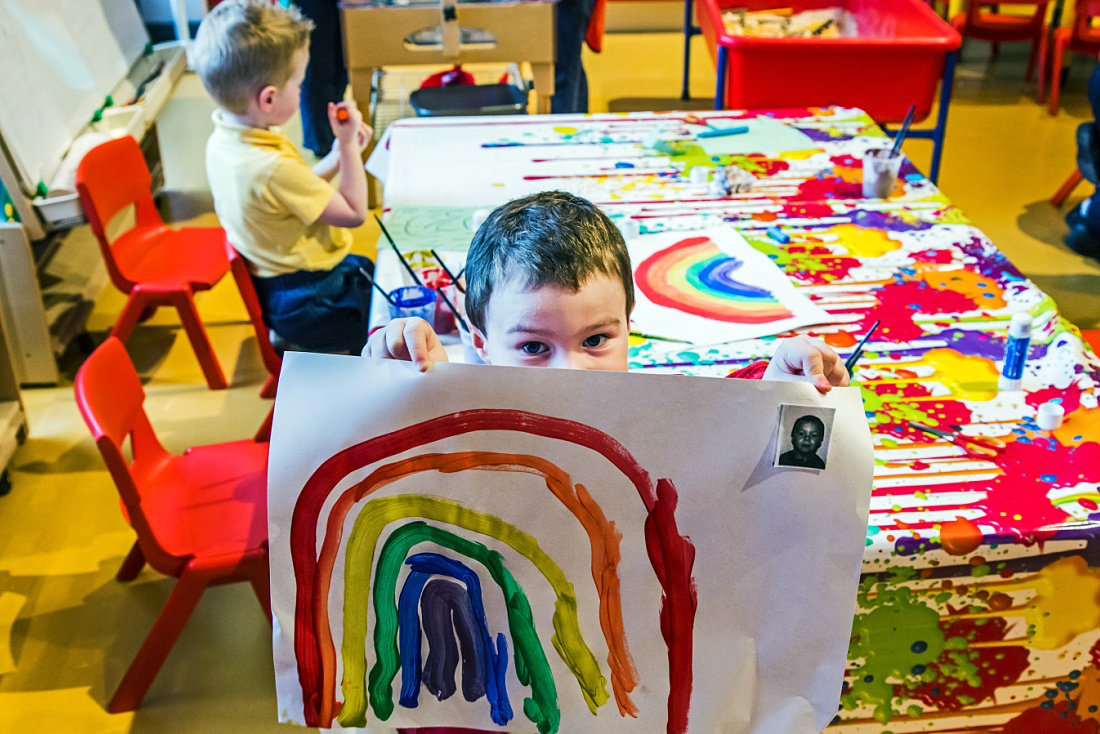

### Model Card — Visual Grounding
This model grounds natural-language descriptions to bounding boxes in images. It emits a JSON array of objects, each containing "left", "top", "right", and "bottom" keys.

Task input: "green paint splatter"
[{"left": 843, "top": 579, "right": 946, "bottom": 724}]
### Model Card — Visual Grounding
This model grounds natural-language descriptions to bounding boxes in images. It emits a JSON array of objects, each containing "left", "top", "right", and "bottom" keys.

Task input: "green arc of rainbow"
[{"left": 339, "top": 495, "right": 609, "bottom": 731}]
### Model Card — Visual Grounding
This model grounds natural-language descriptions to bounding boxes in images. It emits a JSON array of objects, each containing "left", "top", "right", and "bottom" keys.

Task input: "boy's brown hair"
[
  {"left": 464, "top": 191, "right": 635, "bottom": 332},
  {"left": 192, "top": 0, "right": 313, "bottom": 114}
]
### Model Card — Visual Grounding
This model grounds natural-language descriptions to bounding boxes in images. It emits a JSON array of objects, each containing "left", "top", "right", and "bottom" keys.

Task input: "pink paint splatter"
[
  {"left": 858, "top": 281, "right": 982, "bottom": 343},
  {"left": 1025, "top": 384, "right": 1082, "bottom": 415}
]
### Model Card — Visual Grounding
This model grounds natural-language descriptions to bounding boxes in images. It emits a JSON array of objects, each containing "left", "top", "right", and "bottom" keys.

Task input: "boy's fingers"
[{"left": 403, "top": 319, "right": 433, "bottom": 372}]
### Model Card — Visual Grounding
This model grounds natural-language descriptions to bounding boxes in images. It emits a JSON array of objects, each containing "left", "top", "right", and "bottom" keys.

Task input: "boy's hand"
[
  {"left": 764, "top": 335, "right": 850, "bottom": 394},
  {"left": 329, "top": 102, "right": 364, "bottom": 152},
  {"left": 363, "top": 318, "right": 449, "bottom": 372}
]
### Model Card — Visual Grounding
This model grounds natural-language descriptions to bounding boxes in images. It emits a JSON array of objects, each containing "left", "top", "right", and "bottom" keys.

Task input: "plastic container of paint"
[
  {"left": 998, "top": 313, "right": 1033, "bottom": 391},
  {"left": 388, "top": 285, "right": 437, "bottom": 324}
]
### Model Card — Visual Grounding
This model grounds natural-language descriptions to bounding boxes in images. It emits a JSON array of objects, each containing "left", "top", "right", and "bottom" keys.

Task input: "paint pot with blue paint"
[
  {"left": 998, "top": 313, "right": 1033, "bottom": 391},
  {"left": 389, "top": 285, "right": 437, "bottom": 324}
]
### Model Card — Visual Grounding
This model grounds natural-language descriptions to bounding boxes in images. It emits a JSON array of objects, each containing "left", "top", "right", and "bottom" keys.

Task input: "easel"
[{"left": 340, "top": 0, "right": 556, "bottom": 206}]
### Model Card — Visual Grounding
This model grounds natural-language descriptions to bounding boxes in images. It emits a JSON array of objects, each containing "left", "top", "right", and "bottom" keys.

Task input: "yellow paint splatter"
[
  {"left": 918, "top": 269, "right": 1006, "bottom": 309},
  {"left": 1055, "top": 406, "right": 1100, "bottom": 447},
  {"left": 1005, "top": 556, "right": 1100, "bottom": 650},
  {"left": 874, "top": 349, "right": 1000, "bottom": 402},
  {"left": 0, "top": 592, "right": 27, "bottom": 675},
  {"left": 826, "top": 223, "right": 902, "bottom": 258},
  {"left": 553, "top": 126, "right": 578, "bottom": 135}
]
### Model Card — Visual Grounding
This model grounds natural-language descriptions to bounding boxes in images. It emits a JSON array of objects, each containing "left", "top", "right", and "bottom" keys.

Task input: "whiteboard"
[{"left": 0, "top": 0, "right": 149, "bottom": 190}]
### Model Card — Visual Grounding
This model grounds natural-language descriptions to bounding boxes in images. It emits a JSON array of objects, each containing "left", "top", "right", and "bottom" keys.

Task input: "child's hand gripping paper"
[{"left": 763, "top": 335, "right": 851, "bottom": 393}]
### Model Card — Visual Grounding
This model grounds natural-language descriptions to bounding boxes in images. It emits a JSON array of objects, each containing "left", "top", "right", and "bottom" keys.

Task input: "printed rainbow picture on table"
[
  {"left": 287, "top": 409, "right": 697, "bottom": 734},
  {"left": 635, "top": 235, "right": 794, "bottom": 323}
]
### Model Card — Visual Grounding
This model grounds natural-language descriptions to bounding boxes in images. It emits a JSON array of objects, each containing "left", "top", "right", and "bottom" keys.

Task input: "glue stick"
[{"left": 998, "top": 313, "right": 1033, "bottom": 391}]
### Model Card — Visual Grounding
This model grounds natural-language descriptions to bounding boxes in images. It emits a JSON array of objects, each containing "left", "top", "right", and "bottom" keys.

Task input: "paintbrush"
[
  {"left": 430, "top": 248, "right": 465, "bottom": 293},
  {"left": 889, "top": 103, "right": 916, "bottom": 159},
  {"left": 434, "top": 285, "right": 468, "bottom": 333},
  {"left": 358, "top": 266, "right": 396, "bottom": 306},
  {"left": 844, "top": 319, "right": 881, "bottom": 373},
  {"left": 373, "top": 213, "right": 423, "bottom": 285}
]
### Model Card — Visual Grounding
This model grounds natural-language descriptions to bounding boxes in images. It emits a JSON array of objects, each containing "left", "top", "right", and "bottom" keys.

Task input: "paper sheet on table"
[
  {"left": 697, "top": 117, "right": 817, "bottom": 156},
  {"left": 628, "top": 227, "right": 832, "bottom": 344},
  {"left": 268, "top": 354, "right": 873, "bottom": 734}
]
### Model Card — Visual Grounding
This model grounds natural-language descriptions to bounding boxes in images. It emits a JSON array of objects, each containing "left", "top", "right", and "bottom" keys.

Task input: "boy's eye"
[
  {"left": 583, "top": 334, "right": 610, "bottom": 348},
  {"left": 520, "top": 342, "right": 547, "bottom": 355}
]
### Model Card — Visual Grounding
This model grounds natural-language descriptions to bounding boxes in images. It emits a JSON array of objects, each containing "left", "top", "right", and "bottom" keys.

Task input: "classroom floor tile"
[{"left": 1, "top": 26, "right": 1099, "bottom": 734}]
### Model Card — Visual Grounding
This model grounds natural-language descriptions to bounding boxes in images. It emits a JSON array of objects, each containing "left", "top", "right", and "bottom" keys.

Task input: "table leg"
[
  {"left": 929, "top": 50, "right": 956, "bottom": 186},
  {"left": 714, "top": 46, "right": 728, "bottom": 110},
  {"left": 682, "top": 0, "right": 695, "bottom": 101},
  {"left": 531, "top": 62, "right": 555, "bottom": 115},
  {"left": 349, "top": 67, "right": 380, "bottom": 209}
]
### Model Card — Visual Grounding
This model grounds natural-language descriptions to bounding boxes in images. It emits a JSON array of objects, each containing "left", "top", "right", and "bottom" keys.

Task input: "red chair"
[
  {"left": 1084, "top": 329, "right": 1100, "bottom": 352},
  {"left": 76, "top": 137, "right": 230, "bottom": 390},
  {"left": 1038, "top": 1, "right": 1100, "bottom": 114},
  {"left": 225, "top": 243, "right": 281, "bottom": 441},
  {"left": 1052, "top": 169, "right": 1086, "bottom": 205},
  {"left": 951, "top": 0, "right": 1050, "bottom": 81},
  {"left": 74, "top": 337, "right": 270, "bottom": 712}
]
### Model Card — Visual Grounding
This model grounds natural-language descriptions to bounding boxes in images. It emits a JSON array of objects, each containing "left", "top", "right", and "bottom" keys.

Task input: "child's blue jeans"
[{"left": 252, "top": 254, "right": 374, "bottom": 355}]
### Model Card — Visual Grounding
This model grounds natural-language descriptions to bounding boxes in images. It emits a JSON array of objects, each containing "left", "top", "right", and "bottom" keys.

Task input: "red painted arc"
[{"left": 288, "top": 408, "right": 697, "bottom": 733}]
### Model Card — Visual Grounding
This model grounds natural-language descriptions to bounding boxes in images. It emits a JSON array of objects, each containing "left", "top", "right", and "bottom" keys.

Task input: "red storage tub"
[{"left": 695, "top": 0, "right": 961, "bottom": 123}]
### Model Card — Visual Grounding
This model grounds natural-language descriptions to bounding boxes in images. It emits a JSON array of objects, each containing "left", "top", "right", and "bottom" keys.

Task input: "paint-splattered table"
[{"left": 369, "top": 107, "right": 1100, "bottom": 732}]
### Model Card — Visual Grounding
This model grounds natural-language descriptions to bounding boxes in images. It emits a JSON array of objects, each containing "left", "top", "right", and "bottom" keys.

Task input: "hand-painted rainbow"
[
  {"left": 635, "top": 236, "right": 794, "bottom": 323},
  {"left": 288, "top": 410, "right": 697, "bottom": 734}
]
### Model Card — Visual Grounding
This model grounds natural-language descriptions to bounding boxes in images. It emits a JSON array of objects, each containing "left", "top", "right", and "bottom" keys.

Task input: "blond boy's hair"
[{"left": 193, "top": 0, "right": 313, "bottom": 114}]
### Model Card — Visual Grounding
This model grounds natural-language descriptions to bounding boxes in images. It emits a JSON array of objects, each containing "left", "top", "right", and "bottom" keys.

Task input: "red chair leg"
[
  {"left": 116, "top": 541, "right": 145, "bottom": 581},
  {"left": 172, "top": 291, "right": 228, "bottom": 390},
  {"left": 107, "top": 566, "right": 211, "bottom": 713},
  {"left": 248, "top": 561, "right": 273, "bottom": 625},
  {"left": 1026, "top": 36, "right": 1040, "bottom": 82},
  {"left": 110, "top": 294, "right": 154, "bottom": 343},
  {"left": 1049, "top": 41, "right": 1066, "bottom": 115},
  {"left": 1037, "top": 30, "right": 1049, "bottom": 102},
  {"left": 254, "top": 406, "right": 274, "bottom": 443},
  {"left": 260, "top": 373, "right": 278, "bottom": 400},
  {"left": 1052, "top": 170, "right": 1084, "bottom": 207}
]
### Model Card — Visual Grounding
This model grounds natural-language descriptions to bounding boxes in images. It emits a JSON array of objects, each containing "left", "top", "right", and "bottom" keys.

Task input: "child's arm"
[
  {"left": 761, "top": 335, "right": 850, "bottom": 393},
  {"left": 317, "top": 102, "right": 371, "bottom": 228},
  {"left": 363, "top": 317, "right": 449, "bottom": 372}
]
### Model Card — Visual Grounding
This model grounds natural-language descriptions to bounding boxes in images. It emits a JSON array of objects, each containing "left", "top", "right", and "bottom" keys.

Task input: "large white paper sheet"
[
  {"left": 269, "top": 354, "right": 873, "bottom": 734},
  {"left": 628, "top": 227, "right": 832, "bottom": 344}
]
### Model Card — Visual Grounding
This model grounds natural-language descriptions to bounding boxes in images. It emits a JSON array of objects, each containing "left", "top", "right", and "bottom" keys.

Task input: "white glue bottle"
[{"left": 998, "top": 313, "right": 1033, "bottom": 391}]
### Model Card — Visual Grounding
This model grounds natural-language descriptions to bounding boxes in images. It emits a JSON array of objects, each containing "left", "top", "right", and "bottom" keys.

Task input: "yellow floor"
[{"left": 1, "top": 30, "right": 1099, "bottom": 734}]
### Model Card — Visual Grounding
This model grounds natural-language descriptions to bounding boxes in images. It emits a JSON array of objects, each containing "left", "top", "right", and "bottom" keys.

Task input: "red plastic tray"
[{"left": 695, "top": 0, "right": 961, "bottom": 123}]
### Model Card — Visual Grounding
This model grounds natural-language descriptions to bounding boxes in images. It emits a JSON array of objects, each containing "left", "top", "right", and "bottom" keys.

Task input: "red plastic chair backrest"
[
  {"left": 225, "top": 242, "right": 282, "bottom": 380},
  {"left": 74, "top": 337, "right": 184, "bottom": 574},
  {"left": 1073, "top": 0, "right": 1100, "bottom": 37},
  {"left": 75, "top": 137, "right": 165, "bottom": 293},
  {"left": 966, "top": 0, "right": 1049, "bottom": 26}
]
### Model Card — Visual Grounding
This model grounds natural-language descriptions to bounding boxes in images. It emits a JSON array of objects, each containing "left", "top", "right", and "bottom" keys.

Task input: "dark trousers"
[
  {"left": 297, "top": 0, "right": 348, "bottom": 156},
  {"left": 252, "top": 255, "right": 374, "bottom": 355},
  {"left": 1086, "top": 64, "right": 1100, "bottom": 229},
  {"left": 551, "top": 0, "right": 596, "bottom": 114}
]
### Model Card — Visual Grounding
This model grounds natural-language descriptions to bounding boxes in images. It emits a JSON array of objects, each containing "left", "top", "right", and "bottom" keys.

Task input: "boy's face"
[
  {"left": 263, "top": 46, "right": 309, "bottom": 126},
  {"left": 472, "top": 274, "right": 631, "bottom": 371},
  {"left": 791, "top": 420, "right": 824, "bottom": 456}
]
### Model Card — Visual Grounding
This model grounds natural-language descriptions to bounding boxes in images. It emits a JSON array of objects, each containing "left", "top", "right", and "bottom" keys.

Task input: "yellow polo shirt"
[{"left": 205, "top": 111, "right": 353, "bottom": 278}]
